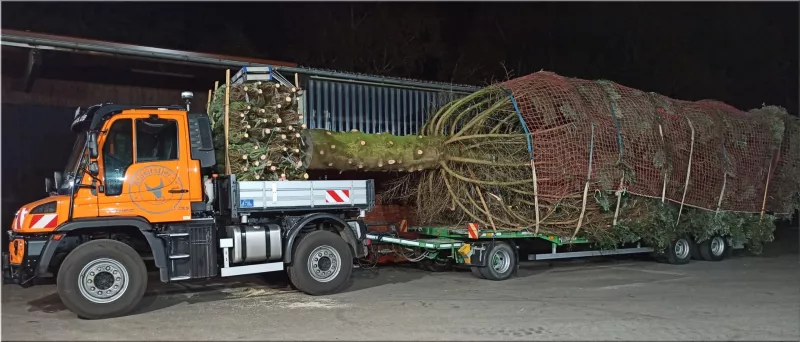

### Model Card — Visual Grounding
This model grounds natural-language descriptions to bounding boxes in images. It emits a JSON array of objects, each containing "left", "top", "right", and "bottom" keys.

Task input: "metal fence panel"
[{"left": 304, "top": 78, "right": 470, "bottom": 135}]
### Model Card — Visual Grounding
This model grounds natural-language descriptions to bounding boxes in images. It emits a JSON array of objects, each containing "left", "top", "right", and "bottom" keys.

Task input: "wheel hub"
[
  {"left": 491, "top": 249, "right": 511, "bottom": 273},
  {"left": 711, "top": 236, "right": 725, "bottom": 256},
  {"left": 674, "top": 239, "right": 690, "bottom": 259},
  {"left": 78, "top": 258, "right": 129, "bottom": 304},
  {"left": 308, "top": 245, "right": 341, "bottom": 283}
]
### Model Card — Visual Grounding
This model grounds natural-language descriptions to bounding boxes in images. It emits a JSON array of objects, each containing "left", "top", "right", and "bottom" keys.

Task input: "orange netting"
[{"left": 500, "top": 71, "right": 800, "bottom": 215}]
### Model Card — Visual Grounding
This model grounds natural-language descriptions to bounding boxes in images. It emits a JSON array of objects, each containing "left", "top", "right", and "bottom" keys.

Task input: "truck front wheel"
[
  {"left": 56, "top": 239, "right": 147, "bottom": 319},
  {"left": 287, "top": 230, "right": 353, "bottom": 295}
]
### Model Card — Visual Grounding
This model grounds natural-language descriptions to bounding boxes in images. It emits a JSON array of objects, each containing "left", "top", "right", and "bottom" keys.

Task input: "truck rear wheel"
[
  {"left": 287, "top": 230, "right": 353, "bottom": 295},
  {"left": 56, "top": 239, "right": 147, "bottom": 319},
  {"left": 478, "top": 242, "right": 516, "bottom": 281}
]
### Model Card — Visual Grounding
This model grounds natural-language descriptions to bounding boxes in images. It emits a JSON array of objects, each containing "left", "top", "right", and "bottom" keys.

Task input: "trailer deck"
[{"left": 365, "top": 225, "right": 657, "bottom": 270}]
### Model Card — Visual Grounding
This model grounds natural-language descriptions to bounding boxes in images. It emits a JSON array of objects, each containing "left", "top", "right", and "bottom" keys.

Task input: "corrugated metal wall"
[{"left": 303, "top": 78, "right": 470, "bottom": 135}]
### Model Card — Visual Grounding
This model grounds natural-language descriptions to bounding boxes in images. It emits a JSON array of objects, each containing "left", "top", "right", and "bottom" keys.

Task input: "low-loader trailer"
[{"left": 3, "top": 93, "right": 374, "bottom": 319}]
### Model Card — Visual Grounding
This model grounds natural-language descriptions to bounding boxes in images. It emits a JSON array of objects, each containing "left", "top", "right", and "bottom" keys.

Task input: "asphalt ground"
[{"left": 2, "top": 228, "right": 798, "bottom": 341}]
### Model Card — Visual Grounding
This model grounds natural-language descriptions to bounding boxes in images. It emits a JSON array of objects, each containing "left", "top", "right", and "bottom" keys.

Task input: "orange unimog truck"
[{"left": 3, "top": 92, "right": 374, "bottom": 319}]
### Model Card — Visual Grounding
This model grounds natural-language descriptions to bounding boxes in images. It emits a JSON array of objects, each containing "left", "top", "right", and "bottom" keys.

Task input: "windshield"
[{"left": 58, "top": 134, "right": 88, "bottom": 194}]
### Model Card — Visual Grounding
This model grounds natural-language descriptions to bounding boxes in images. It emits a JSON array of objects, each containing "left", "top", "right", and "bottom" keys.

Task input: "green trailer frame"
[
  {"left": 366, "top": 226, "right": 652, "bottom": 265},
  {"left": 364, "top": 225, "right": 737, "bottom": 280}
]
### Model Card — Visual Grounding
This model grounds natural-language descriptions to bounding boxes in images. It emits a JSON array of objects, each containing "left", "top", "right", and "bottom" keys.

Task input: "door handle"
[{"left": 169, "top": 189, "right": 189, "bottom": 194}]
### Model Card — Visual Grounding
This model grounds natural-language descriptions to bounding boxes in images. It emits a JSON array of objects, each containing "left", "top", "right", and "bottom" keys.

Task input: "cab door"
[{"left": 96, "top": 113, "right": 192, "bottom": 222}]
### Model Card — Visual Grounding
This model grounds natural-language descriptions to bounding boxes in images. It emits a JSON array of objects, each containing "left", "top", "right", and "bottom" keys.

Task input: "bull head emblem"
[{"left": 145, "top": 179, "right": 165, "bottom": 199}]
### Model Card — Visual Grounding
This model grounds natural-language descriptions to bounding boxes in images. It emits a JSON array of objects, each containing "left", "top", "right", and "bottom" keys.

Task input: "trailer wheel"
[
  {"left": 699, "top": 236, "right": 727, "bottom": 261},
  {"left": 287, "top": 230, "right": 353, "bottom": 295},
  {"left": 56, "top": 239, "right": 147, "bottom": 319},
  {"left": 663, "top": 237, "right": 693, "bottom": 265},
  {"left": 478, "top": 242, "right": 516, "bottom": 281}
]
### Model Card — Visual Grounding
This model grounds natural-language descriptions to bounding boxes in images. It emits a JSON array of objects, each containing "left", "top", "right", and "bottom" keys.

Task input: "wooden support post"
[
  {"left": 530, "top": 159, "right": 541, "bottom": 234},
  {"left": 206, "top": 89, "right": 212, "bottom": 114},
  {"left": 573, "top": 123, "right": 595, "bottom": 239},
  {"left": 659, "top": 124, "right": 667, "bottom": 203},
  {"left": 224, "top": 69, "right": 232, "bottom": 175},
  {"left": 760, "top": 141, "right": 782, "bottom": 223},
  {"left": 612, "top": 174, "right": 625, "bottom": 226},
  {"left": 467, "top": 168, "right": 497, "bottom": 232},
  {"left": 715, "top": 173, "right": 728, "bottom": 217}
]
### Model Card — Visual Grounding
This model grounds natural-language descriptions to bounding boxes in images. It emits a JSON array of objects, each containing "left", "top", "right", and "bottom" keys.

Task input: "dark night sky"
[{"left": 2, "top": 2, "right": 798, "bottom": 115}]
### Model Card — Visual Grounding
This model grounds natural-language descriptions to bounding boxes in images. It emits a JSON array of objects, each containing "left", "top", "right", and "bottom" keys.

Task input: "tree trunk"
[{"left": 302, "top": 129, "right": 444, "bottom": 172}]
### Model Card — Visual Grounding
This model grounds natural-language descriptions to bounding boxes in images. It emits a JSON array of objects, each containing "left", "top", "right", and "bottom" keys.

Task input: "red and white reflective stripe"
[
  {"left": 467, "top": 222, "right": 479, "bottom": 240},
  {"left": 399, "top": 219, "right": 408, "bottom": 233},
  {"left": 30, "top": 214, "right": 58, "bottom": 229},
  {"left": 15, "top": 208, "right": 28, "bottom": 231},
  {"left": 325, "top": 190, "right": 350, "bottom": 203}
]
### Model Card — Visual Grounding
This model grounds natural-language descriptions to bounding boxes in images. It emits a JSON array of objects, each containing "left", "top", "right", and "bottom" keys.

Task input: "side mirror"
[
  {"left": 45, "top": 177, "right": 53, "bottom": 193},
  {"left": 53, "top": 171, "right": 63, "bottom": 189},
  {"left": 88, "top": 161, "right": 99, "bottom": 177},
  {"left": 87, "top": 132, "right": 99, "bottom": 159}
]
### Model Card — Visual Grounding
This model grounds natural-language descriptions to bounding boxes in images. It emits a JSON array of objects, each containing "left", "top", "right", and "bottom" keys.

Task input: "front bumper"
[{"left": 3, "top": 233, "right": 50, "bottom": 287}]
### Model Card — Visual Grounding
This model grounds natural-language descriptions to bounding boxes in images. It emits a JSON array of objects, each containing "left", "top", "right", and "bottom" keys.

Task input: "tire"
[
  {"left": 56, "top": 239, "right": 147, "bottom": 319},
  {"left": 699, "top": 235, "right": 727, "bottom": 261},
  {"left": 470, "top": 267, "right": 485, "bottom": 279},
  {"left": 478, "top": 242, "right": 516, "bottom": 281},
  {"left": 663, "top": 237, "right": 693, "bottom": 265},
  {"left": 690, "top": 239, "right": 703, "bottom": 260},
  {"left": 287, "top": 230, "right": 353, "bottom": 295}
]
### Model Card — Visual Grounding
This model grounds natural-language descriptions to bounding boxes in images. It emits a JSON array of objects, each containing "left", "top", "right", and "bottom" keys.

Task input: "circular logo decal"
[{"left": 129, "top": 165, "right": 184, "bottom": 214}]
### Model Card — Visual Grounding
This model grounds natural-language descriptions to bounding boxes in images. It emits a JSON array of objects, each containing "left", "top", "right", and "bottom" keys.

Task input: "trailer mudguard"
[
  {"left": 42, "top": 217, "right": 170, "bottom": 282},
  {"left": 464, "top": 240, "right": 520, "bottom": 276},
  {"left": 283, "top": 212, "right": 360, "bottom": 264}
]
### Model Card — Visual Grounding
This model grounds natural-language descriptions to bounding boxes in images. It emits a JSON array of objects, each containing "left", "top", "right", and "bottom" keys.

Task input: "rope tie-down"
[
  {"left": 504, "top": 89, "right": 542, "bottom": 234},
  {"left": 675, "top": 118, "right": 696, "bottom": 227},
  {"left": 573, "top": 123, "right": 596, "bottom": 240},
  {"left": 597, "top": 81, "right": 628, "bottom": 227}
]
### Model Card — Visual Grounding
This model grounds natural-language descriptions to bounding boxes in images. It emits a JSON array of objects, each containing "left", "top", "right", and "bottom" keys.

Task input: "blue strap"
[{"left": 503, "top": 88, "right": 535, "bottom": 161}]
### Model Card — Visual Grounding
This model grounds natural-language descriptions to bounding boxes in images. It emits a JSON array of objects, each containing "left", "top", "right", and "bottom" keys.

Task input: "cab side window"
[
  {"left": 102, "top": 119, "right": 133, "bottom": 196},
  {"left": 136, "top": 119, "right": 179, "bottom": 163}
]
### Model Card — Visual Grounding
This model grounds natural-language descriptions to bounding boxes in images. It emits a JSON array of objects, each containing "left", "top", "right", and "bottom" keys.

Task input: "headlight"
[{"left": 31, "top": 202, "right": 56, "bottom": 214}]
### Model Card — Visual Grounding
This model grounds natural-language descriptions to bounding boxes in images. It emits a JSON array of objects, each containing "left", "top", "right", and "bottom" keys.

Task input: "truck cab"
[{"left": 4, "top": 95, "right": 374, "bottom": 319}]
